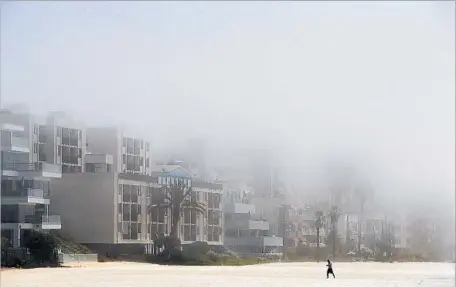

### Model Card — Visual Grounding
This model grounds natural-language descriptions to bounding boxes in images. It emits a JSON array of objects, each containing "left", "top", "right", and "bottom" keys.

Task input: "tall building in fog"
[{"left": 186, "top": 138, "right": 208, "bottom": 180}]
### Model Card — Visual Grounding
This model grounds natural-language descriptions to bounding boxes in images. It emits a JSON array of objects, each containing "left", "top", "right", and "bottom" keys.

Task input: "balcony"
[
  {"left": 1, "top": 136, "right": 29, "bottom": 153},
  {"left": 1, "top": 188, "right": 49, "bottom": 205},
  {"left": 225, "top": 202, "right": 256, "bottom": 214},
  {"left": 249, "top": 220, "right": 270, "bottom": 231},
  {"left": 2, "top": 162, "right": 62, "bottom": 178},
  {"left": 224, "top": 236, "right": 283, "bottom": 248},
  {"left": 41, "top": 215, "right": 61, "bottom": 230},
  {"left": 85, "top": 153, "right": 113, "bottom": 165},
  {"left": 225, "top": 218, "right": 270, "bottom": 231},
  {"left": 22, "top": 215, "right": 61, "bottom": 230}
]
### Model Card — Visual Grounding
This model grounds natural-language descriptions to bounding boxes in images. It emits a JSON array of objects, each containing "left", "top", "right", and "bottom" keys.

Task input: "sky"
[{"left": 1, "top": 1, "right": 454, "bottom": 204}]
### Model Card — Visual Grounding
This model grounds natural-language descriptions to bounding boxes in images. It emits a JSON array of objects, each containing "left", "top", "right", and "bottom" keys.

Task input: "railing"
[
  {"left": 2, "top": 162, "right": 61, "bottom": 174},
  {"left": 41, "top": 162, "right": 62, "bottom": 174},
  {"left": 58, "top": 253, "right": 98, "bottom": 263},
  {"left": 2, "top": 162, "right": 36, "bottom": 171},
  {"left": 42, "top": 215, "right": 61, "bottom": 225},
  {"left": 22, "top": 215, "right": 61, "bottom": 226},
  {"left": 1, "top": 188, "right": 46, "bottom": 198},
  {"left": 249, "top": 220, "right": 270, "bottom": 231},
  {"left": 2, "top": 136, "right": 30, "bottom": 150}
]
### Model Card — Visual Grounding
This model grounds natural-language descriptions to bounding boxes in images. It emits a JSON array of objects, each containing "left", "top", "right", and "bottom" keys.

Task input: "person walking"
[{"left": 326, "top": 259, "right": 335, "bottom": 279}]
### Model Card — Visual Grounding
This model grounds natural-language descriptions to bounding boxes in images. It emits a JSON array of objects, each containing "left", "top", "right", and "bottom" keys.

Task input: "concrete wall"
[
  {"left": 58, "top": 253, "right": 98, "bottom": 263},
  {"left": 51, "top": 173, "right": 116, "bottom": 244},
  {"left": 86, "top": 127, "right": 120, "bottom": 172}
]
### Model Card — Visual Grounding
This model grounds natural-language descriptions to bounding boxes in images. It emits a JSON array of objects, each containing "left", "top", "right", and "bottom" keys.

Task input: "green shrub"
[{"left": 24, "top": 231, "right": 59, "bottom": 267}]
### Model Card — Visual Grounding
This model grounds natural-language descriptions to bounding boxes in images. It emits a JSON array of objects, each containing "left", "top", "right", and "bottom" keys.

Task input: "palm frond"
[
  {"left": 147, "top": 203, "right": 171, "bottom": 213},
  {"left": 181, "top": 201, "right": 206, "bottom": 214},
  {"left": 183, "top": 186, "right": 193, "bottom": 200}
]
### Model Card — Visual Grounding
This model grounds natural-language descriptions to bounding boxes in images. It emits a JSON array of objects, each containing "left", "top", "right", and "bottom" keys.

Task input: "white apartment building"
[{"left": 0, "top": 110, "right": 62, "bottom": 248}]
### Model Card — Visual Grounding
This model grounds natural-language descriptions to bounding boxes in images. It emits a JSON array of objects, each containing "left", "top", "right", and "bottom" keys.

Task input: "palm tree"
[
  {"left": 314, "top": 210, "right": 324, "bottom": 262},
  {"left": 329, "top": 206, "right": 341, "bottom": 259},
  {"left": 147, "top": 179, "right": 206, "bottom": 240},
  {"left": 353, "top": 180, "right": 373, "bottom": 255}
]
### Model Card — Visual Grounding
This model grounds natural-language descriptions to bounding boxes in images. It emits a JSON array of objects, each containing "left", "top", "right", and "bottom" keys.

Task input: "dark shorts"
[{"left": 327, "top": 268, "right": 334, "bottom": 274}]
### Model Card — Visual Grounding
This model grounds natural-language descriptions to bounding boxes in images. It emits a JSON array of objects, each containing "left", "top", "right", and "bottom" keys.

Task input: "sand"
[{"left": 1, "top": 261, "right": 454, "bottom": 287}]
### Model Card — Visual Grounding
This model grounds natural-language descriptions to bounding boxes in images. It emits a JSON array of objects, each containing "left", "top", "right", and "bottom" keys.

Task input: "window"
[
  {"left": 184, "top": 209, "right": 191, "bottom": 224},
  {"left": 118, "top": 184, "right": 122, "bottom": 195},
  {"left": 158, "top": 209, "right": 166, "bottom": 223},
  {"left": 122, "top": 222, "right": 131, "bottom": 239},
  {"left": 131, "top": 205, "right": 138, "bottom": 221},
  {"left": 123, "top": 185, "right": 131, "bottom": 202},
  {"left": 122, "top": 204, "right": 130, "bottom": 221},
  {"left": 191, "top": 210, "right": 197, "bottom": 224},
  {"left": 131, "top": 187, "right": 138, "bottom": 203}
]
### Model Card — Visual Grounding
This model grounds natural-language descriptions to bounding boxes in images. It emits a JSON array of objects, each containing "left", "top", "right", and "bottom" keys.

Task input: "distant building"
[
  {"left": 224, "top": 187, "right": 283, "bottom": 254},
  {"left": 287, "top": 207, "right": 328, "bottom": 248}
]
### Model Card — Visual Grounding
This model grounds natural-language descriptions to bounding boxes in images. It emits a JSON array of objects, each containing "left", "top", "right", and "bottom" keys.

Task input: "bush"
[
  {"left": 24, "top": 231, "right": 59, "bottom": 267},
  {"left": 182, "top": 242, "right": 210, "bottom": 258}
]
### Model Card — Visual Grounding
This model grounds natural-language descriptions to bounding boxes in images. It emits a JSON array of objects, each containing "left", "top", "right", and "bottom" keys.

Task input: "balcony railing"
[
  {"left": 22, "top": 215, "right": 61, "bottom": 227},
  {"left": 42, "top": 215, "right": 61, "bottom": 225},
  {"left": 2, "top": 162, "right": 61, "bottom": 175},
  {"left": 2, "top": 188, "right": 47, "bottom": 198}
]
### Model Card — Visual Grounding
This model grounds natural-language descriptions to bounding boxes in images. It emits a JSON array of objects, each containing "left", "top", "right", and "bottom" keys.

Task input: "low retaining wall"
[{"left": 59, "top": 253, "right": 98, "bottom": 263}]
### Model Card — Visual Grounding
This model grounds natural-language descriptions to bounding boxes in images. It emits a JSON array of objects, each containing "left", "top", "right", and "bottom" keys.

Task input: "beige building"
[{"left": 51, "top": 165, "right": 223, "bottom": 256}]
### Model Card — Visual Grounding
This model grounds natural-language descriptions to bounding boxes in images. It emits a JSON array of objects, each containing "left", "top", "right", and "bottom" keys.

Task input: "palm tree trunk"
[
  {"left": 332, "top": 223, "right": 336, "bottom": 259},
  {"left": 170, "top": 207, "right": 180, "bottom": 238},
  {"left": 357, "top": 203, "right": 364, "bottom": 254},
  {"left": 316, "top": 227, "right": 320, "bottom": 262},
  {"left": 346, "top": 215, "right": 349, "bottom": 252}
]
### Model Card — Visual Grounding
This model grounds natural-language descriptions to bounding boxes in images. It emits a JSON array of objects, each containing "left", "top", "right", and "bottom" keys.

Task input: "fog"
[{"left": 1, "top": 2, "right": 454, "bottom": 209}]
